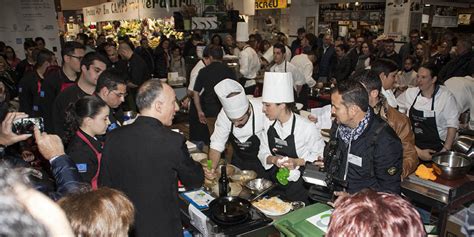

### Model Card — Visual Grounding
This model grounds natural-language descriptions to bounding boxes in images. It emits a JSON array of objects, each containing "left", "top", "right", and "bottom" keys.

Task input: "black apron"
[
  {"left": 229, "top": 104, "right": 267, "bottom": 179},
  {"left": 267, "top": 114, "right": 309, "bottom": 203},
  {"left": 409, "top": 86, "right": 444, "bottom": 151}
]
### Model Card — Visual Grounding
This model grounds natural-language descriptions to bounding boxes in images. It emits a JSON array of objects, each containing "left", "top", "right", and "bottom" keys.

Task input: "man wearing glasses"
[
  {"left": 43, "top": 41, "right": 85, "bottom": 132},
  {"left": 52, "top": 52, "right": 108, "bottom": 142},
  {"left": 94, "top": 68, "right": 128, "bottom": 132}
]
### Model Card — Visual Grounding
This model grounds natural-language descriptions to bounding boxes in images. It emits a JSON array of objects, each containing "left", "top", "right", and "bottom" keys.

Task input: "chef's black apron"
[
  {"left": 229, "top": 104, "right": 268, "bottom": 179},
  {"left": 267, "top": 114, "right": 309, "bottom": 203},
  {"left": 239, "top": 46, "right": 256, "bottom": 95},
  {"left": 188, "top": 98, "right": 210, "bottom": 144},
  {"left": 409, "top": 85, "right": 444, "bottom": 151}
]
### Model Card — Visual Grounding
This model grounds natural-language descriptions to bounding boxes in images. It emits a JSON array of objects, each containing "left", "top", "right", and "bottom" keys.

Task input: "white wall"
[{"left": 61, "top": 0, "right": 109, "bottom": 11}]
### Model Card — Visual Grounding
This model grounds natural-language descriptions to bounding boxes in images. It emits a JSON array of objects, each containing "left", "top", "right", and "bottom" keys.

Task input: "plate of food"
[{"left": 252, "top": 196, "right": 292, "bottom": 216}]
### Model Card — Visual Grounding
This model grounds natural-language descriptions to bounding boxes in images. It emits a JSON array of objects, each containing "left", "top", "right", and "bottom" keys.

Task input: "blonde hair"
[
  {"left": 58, "top": 187, "right": 135, "bottom": 237},
  {"left": 327, "top": 189, "right": 425, "bottom": 237}
]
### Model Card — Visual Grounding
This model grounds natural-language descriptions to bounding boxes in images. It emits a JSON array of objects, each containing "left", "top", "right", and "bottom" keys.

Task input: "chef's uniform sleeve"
[{"left": 209, "top": 110, "right": 231, "bottom": 152}]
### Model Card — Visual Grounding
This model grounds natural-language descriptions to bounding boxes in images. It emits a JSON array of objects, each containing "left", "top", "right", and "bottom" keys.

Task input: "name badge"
[
  {"left": 76, "top": 163, "right": 88, "bottom": 173},
  {"left": 274, "top": 137, "right": 288, "bottom": 147},
  {"left": 348, "top": 153, "right": 362, "bottom": 167},
  {"left": 40, "top": 91, "right": 45, "bottom": 97},
  {"left": 423, "top": 110, "right": 435, "bottom": 118},
  {"left": 32, "top": 105, "right": 39, "bottom": 111}
]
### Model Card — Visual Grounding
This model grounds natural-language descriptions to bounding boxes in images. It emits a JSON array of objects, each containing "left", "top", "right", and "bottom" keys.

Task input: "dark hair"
[
  {"left": 76, "top": 33, "right": 89, "bottom": 44},
  {"left": 304, "top": 33, "right": 317, "bottom": 47},
  {"left": 277, "top": 102, "right": 296, "bottom": 113},
  {"left": 332, "top": 80, "right": 369, "bottom": 112},
  {"left": 34, "top": 37, "right": 45, "bottom": 45},
  {"left": 61, "top": 41, "right": 86, "bottom": 61},
  {"left": 419, "top": 62, "right": 440, "bottom": 79},
  {"left": 409, "top": 29, "right": 420, "bottom": 36},
  {"left": 302, "top": 46, "right": 314, "bottom": 55},
  {"left": 371, "top": 59, "right": 399, "bottom": 77},
  {"left": 80, "top": 52, "right": 108, "bottom": 70},
  {"left": 158, "top": 38, "right": 170, "bottom": 49},
  {"left": 202, "top": 45, "right": 210, "bottom": 58},
  {"left": 35, "top": 49, "right": 54, "bottom": 68},
  {"left": 385, "top": 39, "right": 395, "bottom": 45},
  {"left": 65, "top": 96, "right": 108, "bottom": 143},
  {"left": 23, "top": 40, "right": 36, "bottom": 50},
  {"left": 211, "top": 34, "right": 223, "bottom": 46},
  {"left": 336, "top": 44, "right": 349, "bottom": 53},
  {"left": 4, "top": 46, "right": 17, "bottom": 59},
  {"left": 136, "top": 79, "right": 164, "bottom": 111},
  {"left": 95, "top": 68, "right": 127, "bottom": 93},
  {"left": 353, "top": 69, "right": 382, "bottom": 93},
  {"left": 297, "top": 27, "right": 306, "bottom": 34},
  {"left": 273, "top": 43, "right": 286, "bottom": 54},
  {"left": 208, "top": 45, "right": 223, "bottom": 60},
  {"left": 404, "top": 55, "right": 416, "bottom": 64}
]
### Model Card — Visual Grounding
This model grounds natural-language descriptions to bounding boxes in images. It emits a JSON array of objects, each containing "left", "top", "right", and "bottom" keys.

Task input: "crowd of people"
[{"left": 0, "top": 23, "right": 472, "bottom": 236}]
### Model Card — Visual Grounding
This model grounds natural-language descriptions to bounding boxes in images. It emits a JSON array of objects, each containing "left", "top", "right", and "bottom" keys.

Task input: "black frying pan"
[{"left": 208, "top": 196, "right": 251, "bottom": 223}]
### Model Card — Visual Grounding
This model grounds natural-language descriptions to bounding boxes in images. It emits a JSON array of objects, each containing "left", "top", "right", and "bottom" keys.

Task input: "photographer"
[{"left": 0, "top": 112, "right": 85, "bottom": 201}]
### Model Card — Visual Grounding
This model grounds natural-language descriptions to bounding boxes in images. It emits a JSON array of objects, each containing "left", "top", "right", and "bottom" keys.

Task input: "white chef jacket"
[
  {"left": 269, "top": 61, "right": 305, "bottom": 87},
  {"left": 210, "top": 97, "right": 267, "bottom": 152},
  {"left": 397, "top": 85, "right": 459, "bottom": 141},
  {"left": 258, "top": 113, "right": 325, "bottom": 170},
  {"left": 290, "top": 54, "right": 317, "bottom": 88},
  {"left": 239, "top": 46, "right": 261, "bottom": 82},
  {"left": 187, "top": 60, "right": 206, "bottom": 92},
  {"left": 445, "top": 76, "right": 474, "bottom": 129}
]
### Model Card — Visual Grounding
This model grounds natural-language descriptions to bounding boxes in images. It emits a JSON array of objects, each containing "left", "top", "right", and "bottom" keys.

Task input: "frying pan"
[{"left": 208, "top": 196, "right": 251, "bottom": 223}]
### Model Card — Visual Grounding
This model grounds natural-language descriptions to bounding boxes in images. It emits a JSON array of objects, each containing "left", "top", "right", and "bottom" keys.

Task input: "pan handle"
[{"left": 250, "top": 183, "right": 278, "bottom": 202}]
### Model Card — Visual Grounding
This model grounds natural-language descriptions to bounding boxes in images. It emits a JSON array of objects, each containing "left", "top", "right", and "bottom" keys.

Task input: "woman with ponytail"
[{"left": 65, "top": 96, "right": 110, "bottom": 189}]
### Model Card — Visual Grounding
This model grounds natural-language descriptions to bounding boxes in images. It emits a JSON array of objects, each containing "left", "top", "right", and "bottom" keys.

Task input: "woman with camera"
[{"left": 65, "top": 96, "right": 110, "bottom": 189}]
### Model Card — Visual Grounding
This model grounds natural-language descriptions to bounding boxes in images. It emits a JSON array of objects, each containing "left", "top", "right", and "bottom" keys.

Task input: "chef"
[
  {"left": 236, "top": 22, "right": 261, "bottom": 95},
  {"left": 258, "top": 72, "right": 325, "bottom": 203},
  {"left": 397, "top": 63, "right": 459, "bottom": 161},
  {"left": 206, "top": 79, "right": 268, "bottom": 179}
]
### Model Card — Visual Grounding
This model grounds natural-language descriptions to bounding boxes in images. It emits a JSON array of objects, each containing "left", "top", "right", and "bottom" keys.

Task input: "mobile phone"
[{"left": 12, "top": 117, "right": 44, "bottom": 134}]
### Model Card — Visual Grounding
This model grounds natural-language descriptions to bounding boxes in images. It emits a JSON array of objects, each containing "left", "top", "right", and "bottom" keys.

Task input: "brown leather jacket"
[{"left": 374, "top": 98, "right": 418, "bottom": 178}]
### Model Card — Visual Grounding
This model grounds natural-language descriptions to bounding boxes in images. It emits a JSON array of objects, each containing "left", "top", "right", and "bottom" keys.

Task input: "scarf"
[{"left": 337, "top": 108, "right": 372, "bottom": 144}]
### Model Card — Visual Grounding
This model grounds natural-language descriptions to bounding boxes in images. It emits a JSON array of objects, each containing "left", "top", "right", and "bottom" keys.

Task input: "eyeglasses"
[
  {"left": 111, "top": 90, "right": 128, "bottom": 98},
  {"left": 68, "top": 54, "right": 84, "bottom": 61}
]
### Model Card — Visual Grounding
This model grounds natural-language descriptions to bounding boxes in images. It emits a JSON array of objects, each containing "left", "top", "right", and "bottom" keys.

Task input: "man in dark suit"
[
  {"left": 99, "top": 79, "right": 204, "bottom": 237},
  {"left": 317, "top": 34, "right": 336, "bottom": 83}
]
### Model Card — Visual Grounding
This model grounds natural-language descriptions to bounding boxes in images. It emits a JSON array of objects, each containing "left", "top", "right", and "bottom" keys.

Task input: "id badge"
[
  {"left": 423, "top": 110, "right": 435, "bottom": 118},
  {"left": 40, "top": 91, "right": 45, "bottom": 97},
  {"left": 348, "top": 153, "right": 362, "bottom": 167},
  {"left": 274, "top": 137, "right": 288, "bottom": 147}
]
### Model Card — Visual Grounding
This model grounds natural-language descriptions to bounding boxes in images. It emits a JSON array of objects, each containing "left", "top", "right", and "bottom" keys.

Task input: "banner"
[
  {"left": 0, "top": 0, "right": 61, "bottom": 60},
  {"left": 83, "top": 0, "right": 193, "bottom": 23},
  {"left": 255, "top": 0, "right": 287, "bottom": 10}
]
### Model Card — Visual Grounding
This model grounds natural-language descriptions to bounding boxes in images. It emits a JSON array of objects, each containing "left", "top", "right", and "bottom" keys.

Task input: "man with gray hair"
[
  {"left": 99, "top": 79, "right": 204, "bottom": 237},
  {"left": 438, "top": 38, "right": 474, "bottom": 82}
]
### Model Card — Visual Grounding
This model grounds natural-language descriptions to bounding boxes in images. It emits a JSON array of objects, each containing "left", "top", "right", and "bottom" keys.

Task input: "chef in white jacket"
[
  {"left": 269, "top": 43, "right": 305, "bottom": 95},
  {"left": 236, "top": 22, "right": 261, "bottom": 95},
  {"left": 206, "top": 79, "right": 269, "bottom": 179},
  {"left": 258, "top": 72, "right": 325, "bottom": 203}
]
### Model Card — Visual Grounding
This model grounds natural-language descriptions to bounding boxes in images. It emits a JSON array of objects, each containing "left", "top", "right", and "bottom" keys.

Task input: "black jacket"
[
  {"left": 438, "top": 50, "right": 474, "bottom": 83},
  {"left": 329, "top": 112, "right": 403, "bottom": 194},
  {"left": 18, "top": 71, "right": 45, "bottom": 117},
  {"left": 128, "top": 53, "right": 150, "bottom": 86},
  {"left": 66, "top": 129, "right": 102, "bottom": 184},
  {"left": 99, "top": 116, "right": 204, "bottom": 237},
  {"left": 331, "top": 56, "right": 352, "bottom": 83}
]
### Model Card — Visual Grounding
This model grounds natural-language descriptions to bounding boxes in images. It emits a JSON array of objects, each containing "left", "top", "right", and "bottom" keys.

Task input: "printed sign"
[{"left": 255, "top": 0, "right": 287, "bottom": 10}]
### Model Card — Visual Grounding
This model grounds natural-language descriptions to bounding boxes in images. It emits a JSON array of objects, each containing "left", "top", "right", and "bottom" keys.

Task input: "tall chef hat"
[
  {"left": 262, "top": 46, "right": 274, "bottom": 63},
  {"left": 214, "top": 79, "right": 249, "bottom": 120},
  {"left": 236, "top": 22, "right": 249, "bottom": 42},
  {"left": 262, "top": 72, "right": 294, "bottom": 103}
]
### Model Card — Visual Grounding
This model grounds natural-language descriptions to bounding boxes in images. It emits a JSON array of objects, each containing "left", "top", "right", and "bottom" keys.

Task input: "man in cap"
[
  {"left": 258, "top": 72, "right": 325, "bottom": 203},
  {"left": 236, "top": 22, "right": 261, "bottom": 95},
  {"left": 206, "top": 79, "right": 268, "bottom": 180}
]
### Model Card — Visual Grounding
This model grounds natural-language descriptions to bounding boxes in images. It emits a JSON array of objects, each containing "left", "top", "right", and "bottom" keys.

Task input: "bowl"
[
  {"left": 211, "top": 182, "right": 243, "bottom": 196},
  {"left": 432, "top": 151, "right": 472, "bottom": 180},
  {"left": 216, "top": 164, "right": 239, "bottom": 177},
  {"left": 190, "top": 153, "right": 208, "bottom": 163},
  {"left": 230, "top": 170, "right": 257, "bottom": 183},
  {"left": 245, "top": 178, "right": 273, "bottom": 193}
]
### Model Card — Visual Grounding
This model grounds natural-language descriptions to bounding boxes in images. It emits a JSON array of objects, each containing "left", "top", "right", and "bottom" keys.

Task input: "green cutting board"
[{"left": 273, "top": 203, "right": 332, "bottom": 237}]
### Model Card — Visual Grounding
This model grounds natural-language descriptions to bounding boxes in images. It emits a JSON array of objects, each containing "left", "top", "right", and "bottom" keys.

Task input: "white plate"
[{"left": 252, "top": 197, "right": 292, "bottom": 216}]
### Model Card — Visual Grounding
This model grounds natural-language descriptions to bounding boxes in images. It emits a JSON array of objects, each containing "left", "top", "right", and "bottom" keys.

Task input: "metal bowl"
[
  {"left": 432, "top": 151, "right": 472, "bottom": 180},
  {"left": 245, "top": 178, "right": 273, "bottom": 193},
  {"left": 230, "top": 170, "right": 257, "bottom": 183}
]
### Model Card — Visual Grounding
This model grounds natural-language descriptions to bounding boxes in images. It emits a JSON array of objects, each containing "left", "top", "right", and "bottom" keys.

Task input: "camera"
[{"left": 12, "top": 117, "right": 44, "bottom": 134}]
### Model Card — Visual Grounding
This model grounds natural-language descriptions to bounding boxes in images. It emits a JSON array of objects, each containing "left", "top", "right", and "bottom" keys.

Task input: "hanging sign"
[{"left": 255, "top": 0, "right": 287, "bottom": 10}]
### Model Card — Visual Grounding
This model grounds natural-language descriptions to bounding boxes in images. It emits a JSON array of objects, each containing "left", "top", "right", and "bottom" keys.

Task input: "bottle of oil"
[{"left": 219, "top": 165, "right": 229, "bottom": 197}]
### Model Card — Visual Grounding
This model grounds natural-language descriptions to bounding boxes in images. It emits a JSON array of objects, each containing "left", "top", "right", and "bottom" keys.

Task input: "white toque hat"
[
  {"left": 236, "top": 22, "right": 249, "bottom": 42},
  {"left": 262, "top": 46, "right": 274, "bottom": 63},
  {"left": 262, "top": 72, "right": 294, "bottom": 103},
  {"left": 214, "top": 79, "right": 249, "bottom": 119}
]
